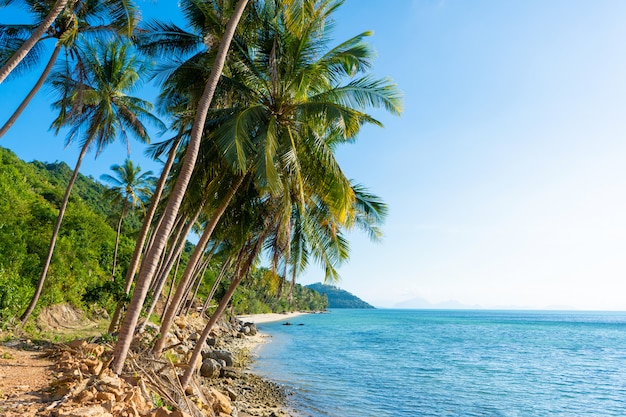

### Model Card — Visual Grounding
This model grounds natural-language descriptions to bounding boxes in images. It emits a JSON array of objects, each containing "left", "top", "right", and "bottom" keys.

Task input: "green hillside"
[
  {"left": 0, "top": 147, "right": 132, "bottom": 321},
  {"left": 0, "top": 146, "right": 326, "bottom": 324},
  {"left": 307, "top": 283, "right": 375, "bottom": 309}
]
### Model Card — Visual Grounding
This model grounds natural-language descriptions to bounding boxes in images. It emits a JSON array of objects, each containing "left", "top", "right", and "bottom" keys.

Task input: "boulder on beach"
[
  {"left": 207, "top": 349, "right": 234, "bottom": 367},
  {"left": 244, "top": 322, "right": 258, "bottom": 335},
  {"left": 200, "top": 358, "right": 222, "bottom": 379}
]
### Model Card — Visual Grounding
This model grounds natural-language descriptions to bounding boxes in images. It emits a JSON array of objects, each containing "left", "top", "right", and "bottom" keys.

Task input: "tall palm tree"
[
  {"left": 152, "top": 0, "right": 401, "bottom": 207},
  {"left": 0, "top": 0, "right": 138, "bottom": 138},
  {"left": 139, "top": 0, "right": 401, "bottom": 361},
  {"left": 101, "top": 159, "right": 155, "bottom": 277},
  {"left": 110, "top": 0, "right": 249, "bottom": 375},
  {"left": 0, "top": 0, "right": 68, "bottom": 84},
  {"left": 20, "top": 39, "right": 164, "bottom": 323}
]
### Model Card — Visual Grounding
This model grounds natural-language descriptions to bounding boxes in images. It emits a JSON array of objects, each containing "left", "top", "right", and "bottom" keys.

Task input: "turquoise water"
[{"left": 253, "top": 309, "right": 626, "bottom": 416}]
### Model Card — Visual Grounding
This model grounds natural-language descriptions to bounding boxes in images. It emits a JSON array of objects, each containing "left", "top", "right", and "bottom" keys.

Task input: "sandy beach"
[{"left": 237, "top": 310, "right": 309, "bottom": 324}]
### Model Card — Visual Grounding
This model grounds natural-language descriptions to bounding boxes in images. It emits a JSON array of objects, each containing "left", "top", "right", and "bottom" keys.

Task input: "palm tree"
[
  {"left": 110, "top": 0, "right": 249, "bottom": 375},
  {"left": 101, "top": 159, "right": 155, "bottom": 277},
  {"left": 19, "top": 39, "right": 164, "bottom": 323},
  {"left": 0, "top": 0, "right": 138, "bottom": 138},
  {"left": 139, "top": 0, "right": 401, "bottom": 361},
  {"left": 0, "top": 0, "right": 68, "bottom": 84}
]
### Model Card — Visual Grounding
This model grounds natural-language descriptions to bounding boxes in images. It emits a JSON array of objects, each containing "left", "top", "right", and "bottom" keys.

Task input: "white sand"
[{"left": 237, "top": 311, "right": 308, "bottom": 324}]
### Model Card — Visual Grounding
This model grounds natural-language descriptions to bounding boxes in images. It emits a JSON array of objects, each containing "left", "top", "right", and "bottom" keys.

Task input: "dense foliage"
[
  {"left": 0, "top": 146, "right": 327, "bottom": 323},
  {"left": 1, "top": 0, "right": 397, "bottom": 384},
  {"left": 0, "top": 147, "right": 132, "bottom": 321},
  {"left": 307, "top": 283, "right": 375, "bottom": 309}
]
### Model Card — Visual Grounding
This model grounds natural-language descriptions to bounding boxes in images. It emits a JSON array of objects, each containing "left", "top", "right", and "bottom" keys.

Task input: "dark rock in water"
[
  {"left": 283, "top": 322, "right": 292, "bottom": 326},
  {"left": 200, "top": 358, "right": 222, "bottom": 379},
  {"left": 297, "top": 323, "right": 304, "bottom": 326}
]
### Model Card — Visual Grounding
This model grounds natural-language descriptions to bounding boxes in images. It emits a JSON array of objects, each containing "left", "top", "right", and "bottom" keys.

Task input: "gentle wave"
[{"left": 253, "top": 310, "right": 626, "bottom": 416}]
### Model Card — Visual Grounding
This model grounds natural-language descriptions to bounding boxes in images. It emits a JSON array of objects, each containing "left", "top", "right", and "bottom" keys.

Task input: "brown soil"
[
  {"left": 0, "top": 306, "right": 295, "bottom": 417},
  {"left": 0, "top": 342, "right": 54, "bottom": 417}
]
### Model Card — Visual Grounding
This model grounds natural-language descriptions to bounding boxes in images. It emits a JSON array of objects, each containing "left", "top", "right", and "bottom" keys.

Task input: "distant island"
[{"left": 307, "top": 283, "right": 375, "bottom": 309}]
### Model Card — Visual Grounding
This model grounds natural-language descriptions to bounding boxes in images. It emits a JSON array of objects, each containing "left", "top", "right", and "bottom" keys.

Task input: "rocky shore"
[{"left": 0, "top": 313, "right": 301, "bottom": 417}]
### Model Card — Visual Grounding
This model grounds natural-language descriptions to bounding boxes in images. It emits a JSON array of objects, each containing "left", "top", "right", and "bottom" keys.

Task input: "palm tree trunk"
[
  {"left": 178, "top": 248, "right": 214, "bottom": 316},
  {"left": 289, "top": 265, "right": 297, "bottom": 305},
  {"left": 138, "top": 212, "right": 200, "bottom": 332},
  {"left": 110, "top": 0, "right": 249, "bottom": 374},
  {"left": 107, "top": 138, "right": 181, "bottom": 333},
  {"left": 0, "top": 0, "right": 68, "bottom": 85},
  {"left": 199, "top": 258, "right": 233, "bottom": 316},
  {"left": 20, "top": 140, "right": 89, "bottom": 323},
  {"left": 126, "top": 137, "right": 181, "bottom": 286},
  {"left": 184, "top": 252, "right": 213, "bottom": 316},
  {"left": 0, "top": 42, "right": 63, "bottom": 138},
  {"left": 180, "top": 231, "right": 267, "bottom": 389},
  {"left": 149, "top": 215, "right": 187, "bottom": 293},
  {"left": 112, "top": 199, "right": 129, "bottom": 277},
  {"left": 161, "top": 254, "right": 182, "bottom": 322},
  {"left": 144, "top": 207, "right": 165, "bottom": 259},
  {"left": 152, "top": 175, "right": 244, "bottom": 356}
]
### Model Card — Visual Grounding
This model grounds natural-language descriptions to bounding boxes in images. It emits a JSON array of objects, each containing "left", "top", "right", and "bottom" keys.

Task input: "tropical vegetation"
[
  {"left": 0, "top": 0, "right": 402, "bottom": 390},
  {"left": 0, "top": 146, "right": 326, "bottom": 323}
]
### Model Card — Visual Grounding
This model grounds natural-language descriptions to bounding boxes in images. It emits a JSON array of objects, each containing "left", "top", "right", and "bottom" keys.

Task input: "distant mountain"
[{"left": 306, "top": 283, "right": 374, "bottom": 309}]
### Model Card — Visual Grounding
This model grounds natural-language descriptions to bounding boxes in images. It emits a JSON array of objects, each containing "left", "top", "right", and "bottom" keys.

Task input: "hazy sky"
[{"left": 3, "top": 1, "right": 626, "bottom": 310}]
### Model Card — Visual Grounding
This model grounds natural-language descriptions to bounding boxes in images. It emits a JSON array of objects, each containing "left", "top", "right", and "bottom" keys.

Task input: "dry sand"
[{"left": 237, "top": 311, "right": 308, "bottom": 324}]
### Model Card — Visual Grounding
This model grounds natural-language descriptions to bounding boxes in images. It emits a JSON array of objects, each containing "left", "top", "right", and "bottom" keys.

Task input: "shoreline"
[
  {"left": 234, "top": 311, "right": 327, "bottom": 416},
  {"left": 216, "top": 312, "right": 310, "bottom": 417},
  {"left": 0, "top": 312, "right": 310, "bottom": 417},
  {"left": 237, "top": 310, "right": 309, "bottom": 324}
]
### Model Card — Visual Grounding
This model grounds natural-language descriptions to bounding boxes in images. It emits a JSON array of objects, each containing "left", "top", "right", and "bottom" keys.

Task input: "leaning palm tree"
[
  {"left": 110, "top": 0, "right": 249, "bottom": 375},
  {"left": 0, "top": 0, "right": 68, "bottom": 84},
  {"left": 140, "top": 0, "right": 401, "bottom": 362},
  {"left": 101, "top": 159, "right": 155, "bottom": 277},
  {"left": 20, "top": 39, "right": 164, "bottom": 323},
  {"left": 0, "top": 0, "right": 138, "bottom": 138}
]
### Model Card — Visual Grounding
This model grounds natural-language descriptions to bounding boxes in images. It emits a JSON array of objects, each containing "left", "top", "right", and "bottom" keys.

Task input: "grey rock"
[
  {"left": 220, "top": 366, "right": 240, "bottom": 379},
  {"left": 209, "top": 349, "right": 234, "bottom": 367},
  {"left": 200, "top": 358, "right": 222, "bottom": 379},
  {"left": 244, "top": 322, "right": 257, "bottom": 335}
]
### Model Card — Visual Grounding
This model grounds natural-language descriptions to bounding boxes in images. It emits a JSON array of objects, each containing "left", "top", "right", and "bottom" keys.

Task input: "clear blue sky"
[{"left": 3, "top": 0, "right": 626, "bottom": 310}]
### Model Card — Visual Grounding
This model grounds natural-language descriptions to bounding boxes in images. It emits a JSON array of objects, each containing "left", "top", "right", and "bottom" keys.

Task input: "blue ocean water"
[{"left": 252, "top": 309, "right": 626, "bottom": 417}]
